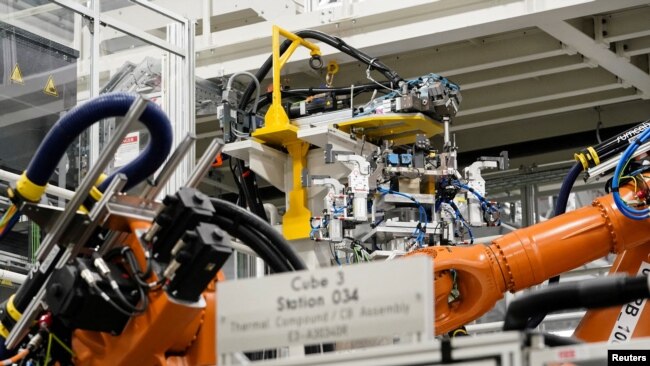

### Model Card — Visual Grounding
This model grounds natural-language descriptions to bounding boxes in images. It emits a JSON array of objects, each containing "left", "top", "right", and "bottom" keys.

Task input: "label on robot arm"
[
  {"left": 217, "top": 257, "right": 433, "bottom": 354},
  {"left": 608, "top": 261, "right": 650, "bottom": 343}
]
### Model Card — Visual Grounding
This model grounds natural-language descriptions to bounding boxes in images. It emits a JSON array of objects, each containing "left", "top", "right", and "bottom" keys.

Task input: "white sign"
[
  {"left": 217, "top": 257, "right": 433, "bottom": 354},
  {"left": 114, "top": 131, "right": 140, "bottom": 168},
  {"left": 609, "top": 261, "right": 650, "bottom": 343}
]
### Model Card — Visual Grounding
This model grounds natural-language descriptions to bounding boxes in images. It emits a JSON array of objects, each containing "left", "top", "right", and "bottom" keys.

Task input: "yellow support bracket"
[
  {"left": 283, "top": 141, "right": 312, "bottom": 240},
  {"left": 252, "top": 25, "right": 321, "bottom": 146}
]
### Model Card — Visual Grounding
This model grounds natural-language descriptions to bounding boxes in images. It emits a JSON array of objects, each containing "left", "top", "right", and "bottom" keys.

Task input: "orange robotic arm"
[{"left": 408, "top": 177, "right": 650, "bottom": 337}]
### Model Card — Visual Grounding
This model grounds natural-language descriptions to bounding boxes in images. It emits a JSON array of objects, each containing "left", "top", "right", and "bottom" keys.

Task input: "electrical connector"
[
  {"left": 170, "top": 238, "right": 188, "bottom": 257},
  {"left": 27, "top": 332, "right": 43, "bottom": 350},
  {"left": 162, "top": 260, "right": 181, "bottom": 280},
  {"left": 92, "top": 255, "right": 111, "bottom": 278},
  {"left": 80, "top": 269, "right": 98, "bottom": 286},
  {"left": 143, "top": 222, "right": 161, "bottom": 243}
]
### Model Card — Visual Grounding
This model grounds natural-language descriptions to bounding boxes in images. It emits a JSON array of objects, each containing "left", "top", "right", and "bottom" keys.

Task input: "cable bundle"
[
  {"left": 209, "top": 197, "right": 306, "bottom": 272},
  {"left": 612, "top": 126, "right": 650, "bottom": 220},
  {"left": 0, "top": 205, "right": 19, "bottom": 240},
  {"left": 451, "top": 180, "right": 498, "bottom": 217}
]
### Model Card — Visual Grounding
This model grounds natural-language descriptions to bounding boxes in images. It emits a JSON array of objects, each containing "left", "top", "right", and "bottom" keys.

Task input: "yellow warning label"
[
  {"left": 0, "top": 279, "right": 12, "bottom": 287},
  {"left": 43, "top": 75, "right": 58, "bottom": 97},
  {"left": 10, "top": 64, "right": 23, "bottom": 84}
]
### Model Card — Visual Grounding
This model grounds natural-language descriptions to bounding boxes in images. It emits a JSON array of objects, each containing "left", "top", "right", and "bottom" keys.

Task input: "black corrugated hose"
[
  {"left": 505, "top": 275, "right": 650, "bottom": 331},
  {"left": 209, "top": 197, "right": 306, "bottom": 271}
]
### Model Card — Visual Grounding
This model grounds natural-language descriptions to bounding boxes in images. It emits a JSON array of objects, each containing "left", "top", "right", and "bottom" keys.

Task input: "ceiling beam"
[
  {"left": 197, "top": 115, "right": 218, "bottom": 125},
  {"left": 452, "top": 92, "right": 640, "bottom": 132},
  {"left": 460, "top": 67, "right": 623, "bottom": 108},
  {"left": 201, "top": 177, "right": 238, "bottom": 193},
  {"left": 602, "top": 6, "right": 650, "bottom": 43},
  {"left": 459, "top": 56, "right": 592, "bottom": 90},
  {"left": 310, "top": 30, "right": 569, "bottom": 87},
  {"left": 458, "top": 83, "right": 622, "bottom": 116},
  {"left": 622, "top": 36, "right": 650, "bottom": 58},
  {"left": 196, "top": 0, "right": 650, "bottom": 79},
  {"left": 538, "top": 20, "right": 650, "bottom": 97},
  {"left": 439, "top": 49, "right": 568, "bottom": 77},
  {"left": 196, "top": 131, "right": 223, "bottom": 140},
  {"left": 454, "top": 98, "right": 650, "bottom": 153}
]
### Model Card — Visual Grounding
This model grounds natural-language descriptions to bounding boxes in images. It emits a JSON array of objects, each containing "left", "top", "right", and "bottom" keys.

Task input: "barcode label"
[{"left": 608, "top": 262, "right": 650, "bottom": 343}]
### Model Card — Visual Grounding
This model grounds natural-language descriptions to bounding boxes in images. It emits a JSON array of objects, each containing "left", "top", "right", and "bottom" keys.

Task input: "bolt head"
[
  {"left": 193, "top": 191, "right": 207, "bottom": 203},
  {"left": 212, "top": 228, "right": 224, "bottom": 241}
]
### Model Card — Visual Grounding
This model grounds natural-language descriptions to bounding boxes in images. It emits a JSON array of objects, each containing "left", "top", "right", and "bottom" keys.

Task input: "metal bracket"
[
  {"left": 478, "top": 151, "right": 509, "bottom": 170},
  {"left": 302, "top": 169, "right": 334, "bottom": 188},
  {"left": 324, "top": 143, "right": 352, "bottom": 163},
  {"left": 310, "top": 176, "right": 345, "bottom": 194},
  {"left": 594, "top": 15, "right": 609, "bottom": 47}
]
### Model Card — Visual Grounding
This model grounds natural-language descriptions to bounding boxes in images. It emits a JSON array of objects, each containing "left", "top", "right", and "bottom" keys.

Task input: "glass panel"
[
  {"left": 99, "top": 0, "right": 182, "bottom": 43},
  {"left": 0, "top": 0, "right": 76, "bottom": 49},
  {"left": 0, "top": 3, "right": 90, "bottom": 190},
  {"left": 97, "top": 26, "right": 170, "bottom": 177},
  {"left": 0, "top": 2, "right": 92, "bottom": 266}
]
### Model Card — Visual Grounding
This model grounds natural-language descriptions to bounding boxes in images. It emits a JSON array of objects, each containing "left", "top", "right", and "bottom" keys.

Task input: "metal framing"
[
  {"left": 89, "top": 0, "right": 100, "bottom": 165},
  {"left": 159, "top": 20, "right": 197, "bottom": 197},
  {"left": 251, "top": 332, "right": 523, "bottom": 366},
  {"left": 50, "top": 0, "right": 186, "bottom": 57},
  {"left": 130, "top": 0, "right": 187, "bottom": 24},
  {"left": 44, "top": 0, "right": 194, "bottom": 183}
]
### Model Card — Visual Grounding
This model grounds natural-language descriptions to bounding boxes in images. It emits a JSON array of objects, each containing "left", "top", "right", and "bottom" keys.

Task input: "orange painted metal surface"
[
  {"left": 409, "top": 177, "right": 650, "bottom": 336},
  {"left": 408, "top": 245, "right": 506, "bottom": 335},
  {"left": 69, "top": 171, "right": 650, "bottom": 364},
  {"left": 72, "top": 220, "right": 220, "bottom": 366}
]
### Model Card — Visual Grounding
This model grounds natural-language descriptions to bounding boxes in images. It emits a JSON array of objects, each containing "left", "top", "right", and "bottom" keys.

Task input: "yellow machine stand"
[{"left": 252, "top": 25, "right": 445, "bottom": 240}]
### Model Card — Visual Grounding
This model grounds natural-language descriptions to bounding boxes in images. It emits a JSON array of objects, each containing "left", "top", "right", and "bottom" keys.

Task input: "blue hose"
[
  {"left": 378, "top": 187, "right": 427, "bottom": 246},
  {"left": 452, "top": 180, "right": 498, "bottom": 213},
  {"left": 24, "top": 92, "right": 173, "bottom": 193},
  {"left": 553, "top": 163, "right": 583, "bottom": 217}
]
